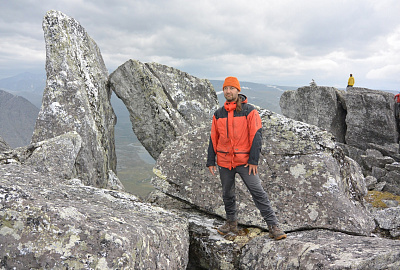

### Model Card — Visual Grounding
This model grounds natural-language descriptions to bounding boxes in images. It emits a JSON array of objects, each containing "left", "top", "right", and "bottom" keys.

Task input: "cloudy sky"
[{"left": 1, "top": 0, "right": 400, "bottom": 90}]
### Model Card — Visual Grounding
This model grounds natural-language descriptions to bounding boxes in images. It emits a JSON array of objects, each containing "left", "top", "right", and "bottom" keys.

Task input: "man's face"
[{"left": 223, "top": 86, "right": 239, "bottom": 102}]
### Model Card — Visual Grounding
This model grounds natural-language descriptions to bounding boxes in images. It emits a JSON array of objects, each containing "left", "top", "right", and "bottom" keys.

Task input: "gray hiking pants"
[{"left": 219, "top": 165, "right": 278, "bottom": 226}]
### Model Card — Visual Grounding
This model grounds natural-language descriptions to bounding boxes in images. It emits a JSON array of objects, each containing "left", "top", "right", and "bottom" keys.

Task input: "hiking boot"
[
  {"left": 217, "top": 220, "right": 239, "bottom": 235},
  {"left": 268, "top": 225, "right": 287, "bottom": 240}
]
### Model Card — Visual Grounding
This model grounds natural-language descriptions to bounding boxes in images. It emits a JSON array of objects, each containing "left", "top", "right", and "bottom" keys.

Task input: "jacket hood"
[
  {"left": 223, "top": 94, "right": 248, "bottom": 110},
  {"left": 239, "top": 94, "right": 248, "bottom": 104}
]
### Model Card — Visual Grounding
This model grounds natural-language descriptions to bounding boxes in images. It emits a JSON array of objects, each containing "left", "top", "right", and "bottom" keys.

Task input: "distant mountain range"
[
  {"left": 0, "top": 90, "right": 39, "bottom": 148},
  {"left": 0, "top": 72, "right": 46, "bottom": 108}
]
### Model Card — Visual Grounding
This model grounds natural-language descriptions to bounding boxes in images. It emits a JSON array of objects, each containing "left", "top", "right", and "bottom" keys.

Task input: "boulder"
[
  {"left": 280, "top": 86, "right": 400, "bottom": 196},
  {"left": 365, "top": 175, "right": 378, "bottom": 190},
  {"left": 345, "top": 88, "right": 398, "bottom": 150},
  {"left": 152, "top": 108, "right": 375, "bottom": 235},
  {"left": 31, "top": 10, "right": 117, "bottom": 188},
  {"left": 8, "top": 132, "right": 81, "bottom": 180},
  {"left": 382, "top": 172, "right": 400, "bottom": 196},
  {"left": 0, "top": 131, "right": 125, "bottom": 191},
  {"left": 0, "top": 163, "right": 189, "bottom": 269},
  {"left": 109, "top": 59, "right": 218, "bottom": 160},
  {"left": 280, "top": 86, "right": 399, "bottom": 152},
  {"left": 372, "top": 166, "right": 386, "bottom": 180},
  {"left": 368, "top": 207, "right": 400, "bottom": 238},
  {"left": 279, "top": 86, "right": 346, "bottom": 142},
  {"left": 240, "top": 230, "right": 400, "bottom": 269},
  {"left": 375, "top": 181, "right": 387, "bottom": 191}
]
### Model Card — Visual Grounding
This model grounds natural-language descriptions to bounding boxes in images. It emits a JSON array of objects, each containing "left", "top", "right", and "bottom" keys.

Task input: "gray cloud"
[{"left": 1, "top": 0, "right": 400, "bottom": 90}]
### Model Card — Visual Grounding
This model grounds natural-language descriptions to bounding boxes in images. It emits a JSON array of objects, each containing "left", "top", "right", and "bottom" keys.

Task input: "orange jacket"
[
  {"left": 395, "top": 93, "right": 400, "bottom": 103},
  {"left": 206, "top": 94, "right": 262, "bottom": 169}
]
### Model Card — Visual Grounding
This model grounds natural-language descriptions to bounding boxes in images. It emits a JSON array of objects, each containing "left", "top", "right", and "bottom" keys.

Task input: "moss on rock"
[{"left": 365, "top": 190, "right": 400, "bottom": 208}]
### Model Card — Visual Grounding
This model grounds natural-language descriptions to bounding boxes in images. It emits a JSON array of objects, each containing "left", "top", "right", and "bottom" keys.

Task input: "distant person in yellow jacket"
[{"left": 347, "top": 74, "right": 354, "bottom": 88}]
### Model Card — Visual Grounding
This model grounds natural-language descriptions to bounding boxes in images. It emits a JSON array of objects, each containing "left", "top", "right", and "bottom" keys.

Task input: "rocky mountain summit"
[{"left": 1, "top": 10, "right": 400, "bottom": 269}]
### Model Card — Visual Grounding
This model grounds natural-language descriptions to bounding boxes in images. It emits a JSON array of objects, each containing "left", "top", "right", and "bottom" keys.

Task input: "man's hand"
[
  {"left": 245, "top": 164, "right": 258, "bottom": 175},
  {"left": 208, "top": 166, "right": 217, "bottom": 176}
]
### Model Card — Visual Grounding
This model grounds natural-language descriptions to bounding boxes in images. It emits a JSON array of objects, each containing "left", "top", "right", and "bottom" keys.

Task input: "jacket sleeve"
[
  {"left": 206, "top": 137, "right": 216, "bottom": 167},
  {"left": 206, "top": 115, "right": 218, "bottom": 167},
  {"left": 247, "top": 109, "right": 262, "bottom": 165}
]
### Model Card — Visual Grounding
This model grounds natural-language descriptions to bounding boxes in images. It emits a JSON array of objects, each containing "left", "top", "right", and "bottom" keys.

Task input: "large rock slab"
[
  {"left": 152, "top": 108, "right": 375, "bottom": 235},
  {"left": 1, "top": 131, "right": 82, "bottom": 181},
  {"left": 345, "top": 88, "right": 398, "bottom": 150},
  {"left": 280, "top": 86, "right": 346, "bottom": 142},
  {"left": 4, "top": 132, "right": 125, "bottom": 191},
  {"left": 0, "top": 163, "right": 189, "bottom": 269},
  {"left": 109, "top": 60, "right": 218, "bottom": 160},
  {"left": 31, "top": 10, "right": 117, "bottom": 188},
  {"left": 149, "top": 190, "right": 400, "bottom": 269},
  {"left": 240, "top": 230, "right": 400, "bottom": 269}
]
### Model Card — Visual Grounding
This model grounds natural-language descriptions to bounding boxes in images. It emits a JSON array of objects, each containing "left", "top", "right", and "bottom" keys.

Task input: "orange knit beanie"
[{"left": 223, "top": 76, "right": 241, "bottom": 92}]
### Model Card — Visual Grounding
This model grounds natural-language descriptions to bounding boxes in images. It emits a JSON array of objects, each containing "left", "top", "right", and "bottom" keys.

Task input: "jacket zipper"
[{"left": 226, "top": 117, "right": 229, "bottom": 139}]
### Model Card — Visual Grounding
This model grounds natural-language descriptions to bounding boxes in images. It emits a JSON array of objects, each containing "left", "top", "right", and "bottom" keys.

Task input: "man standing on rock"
[
  {"left": 347, "top": 74, "right": 355, "bottom": 88},
  {"left": 206, "top": 76, "right": 286, "bottom": 241}
]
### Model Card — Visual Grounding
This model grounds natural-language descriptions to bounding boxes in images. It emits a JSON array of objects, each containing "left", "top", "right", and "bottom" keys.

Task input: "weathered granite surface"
[
  {"left": 345, "top": 88, "right": 398, "bottom": 150},
  {"left": 371, "top": 206, "right": 400, "bottom": 238},
  {"left": 1, "top": 131, "right": 124, "bottom": 191},
  {"left": 147, "top": 189, "right": 274, "bottom": 269},
  {"left": 109, "top": 59, "right": 218, "bottom": 160},
  {"left": 149, "top": 190, "right": 400, "bottom": 269},
  {"left": 240, "top": 230, "right": 400, "bottom": 269},
  {"left": 152, "top": 108, "right": 375, "bottom": 235},
  {"left": 1, "top": 131, "right": 81, "bottom": 180},
  {"left": 31, "top": 10, "right": 117, "bottom": 188},
  {"left": 0, "top": 163, "right": 189, "bottom": 269}
]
